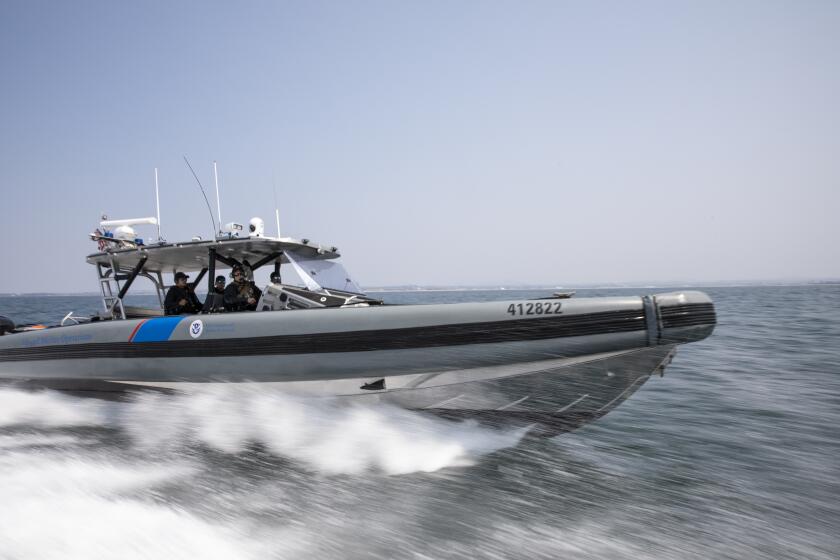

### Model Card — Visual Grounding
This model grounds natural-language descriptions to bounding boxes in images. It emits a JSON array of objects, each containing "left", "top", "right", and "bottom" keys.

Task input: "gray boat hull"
[{"left": 0, "top": 291, "right": 716, "bottom": 434}]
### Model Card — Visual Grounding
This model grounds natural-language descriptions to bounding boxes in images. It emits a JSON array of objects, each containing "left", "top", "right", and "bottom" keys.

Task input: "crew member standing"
[{"left": 164, "top": 272, "right": 202, "bottom": 315}]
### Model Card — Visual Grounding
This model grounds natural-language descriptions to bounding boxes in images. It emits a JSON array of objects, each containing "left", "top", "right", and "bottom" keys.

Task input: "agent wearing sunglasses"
[
  {"left": 201, "top": 275, "right": 227, "bottom": 313},
  {"left": 223, "top": 266, "right": 262, "bottom": 312}
]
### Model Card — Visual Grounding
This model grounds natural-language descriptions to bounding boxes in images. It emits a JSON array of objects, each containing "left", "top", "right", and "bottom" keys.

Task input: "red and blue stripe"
[{"left": 128, "top": 317, "right": 185, "bottom": 342}]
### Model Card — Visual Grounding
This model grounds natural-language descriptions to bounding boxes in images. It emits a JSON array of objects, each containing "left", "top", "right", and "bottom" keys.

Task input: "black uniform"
[
  {"left": 164, "top": 285, "right": 202, "bottom": 315},
  {"left": 224, "top": 280, "right": 263, "bottom": 312},
  {"left": 203, "top": 286, "right": 226, "bottom": 313}
]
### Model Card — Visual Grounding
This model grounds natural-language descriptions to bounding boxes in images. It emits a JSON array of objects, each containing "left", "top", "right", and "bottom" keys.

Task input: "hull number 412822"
[{"left": 507, "top": 302, "right": 563, "bottom": 316}]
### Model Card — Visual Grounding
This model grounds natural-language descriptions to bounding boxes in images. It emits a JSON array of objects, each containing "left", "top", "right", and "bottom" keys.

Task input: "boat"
[{"left": 0, "top": 214, "right": 716, "bottom": 436}]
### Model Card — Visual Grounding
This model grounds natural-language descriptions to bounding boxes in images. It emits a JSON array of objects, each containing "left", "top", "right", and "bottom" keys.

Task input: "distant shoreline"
[{"left": 2, "top": 279, "right": 838, "bottom": 297}]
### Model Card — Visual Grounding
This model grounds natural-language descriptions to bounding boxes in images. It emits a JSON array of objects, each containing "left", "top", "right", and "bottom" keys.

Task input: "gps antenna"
[{"left": 183, "top": 155, "right": 217, "bottom": 239}]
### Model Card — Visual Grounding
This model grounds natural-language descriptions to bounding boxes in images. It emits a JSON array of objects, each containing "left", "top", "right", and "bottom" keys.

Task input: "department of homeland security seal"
[{"left": 189, "top": 319, "right": 204, "bottom": 339}]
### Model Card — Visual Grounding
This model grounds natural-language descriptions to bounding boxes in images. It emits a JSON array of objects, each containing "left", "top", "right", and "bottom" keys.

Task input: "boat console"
[{"left": 257, "top": 284, "right": 382, "bottom": 312}]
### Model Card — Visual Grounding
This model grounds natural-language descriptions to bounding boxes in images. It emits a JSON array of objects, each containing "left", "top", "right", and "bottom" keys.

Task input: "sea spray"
[
  {"left": 0, "top": 451, "right": 261, "bottom": 560},
  {"left": 0, "top": 388, "right": 104, "bottom": 427},
  {"left": 0, "top": 387, "right": 527, "bottom": 475},
  {"left": 122, "top": 386, "right": 529, "bottom": 475},
  {"left": 0, "top": 386, "right": 528, "bottom": 558}
]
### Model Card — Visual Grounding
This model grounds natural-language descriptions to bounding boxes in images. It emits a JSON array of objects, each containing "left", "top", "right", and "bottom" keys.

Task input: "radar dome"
[
  {"left": 249, "top": 217, "right": 265, "bottom": 237},
  {"left": 114, "top": 225, "right": 136, "bottom": 241}
]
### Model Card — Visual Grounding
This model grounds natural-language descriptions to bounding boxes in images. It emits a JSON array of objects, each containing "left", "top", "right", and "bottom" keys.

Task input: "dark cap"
[
  {"left": 215, "top": 275, "right": 226, "bottom": 283},
  {"left": 174, "top": 271, "right": 189, "bottom": 281}
]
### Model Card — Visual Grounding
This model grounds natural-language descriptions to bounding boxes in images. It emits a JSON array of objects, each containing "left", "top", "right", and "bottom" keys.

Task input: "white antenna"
[
  {"left": 272, "top": 174, "right": 281, "bottom": 238},
  {"left": 213, "top": 161, "right": 222, "bottom": 234},
  {"left": 154, "top": 168, "right": 162, "bottom": 242}
]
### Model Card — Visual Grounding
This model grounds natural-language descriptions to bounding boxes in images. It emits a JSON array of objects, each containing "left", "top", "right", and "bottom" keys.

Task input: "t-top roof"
[{"left": 86, "top": 237, "right": 340, "bottom": 273}]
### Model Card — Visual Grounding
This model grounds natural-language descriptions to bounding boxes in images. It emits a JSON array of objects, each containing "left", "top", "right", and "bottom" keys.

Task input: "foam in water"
[
  {"left": 0, "top": 452, "right": 263, "bottom": 560},
  {"left": 122, "top": 386, "right": 528, "bottom": 475},
  {"left": 0, "top": 386, "right": 526, "bottom": 559},
  {"left": 0, "top": 433, "right": 83, "bottom": 450},
  {"left": 0, "top": 387, "right": 526, "bottom": 475},
  {"left": 0, "top": 388, "right": 104, "bottom": 427}
]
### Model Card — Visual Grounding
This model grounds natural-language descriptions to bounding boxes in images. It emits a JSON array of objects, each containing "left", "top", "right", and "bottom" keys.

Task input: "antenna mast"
[
  {"left": 154, "top": 167, "right": 162, "bottom": 242},
  {"left": 272, "top": 174, "right": 281, "bottom": 238},
  {"left": 213, "top": 161, "right": 222, "bottom": 235},
  {"left": 183, "top": 155, "right": 217, "bottom": 240}
]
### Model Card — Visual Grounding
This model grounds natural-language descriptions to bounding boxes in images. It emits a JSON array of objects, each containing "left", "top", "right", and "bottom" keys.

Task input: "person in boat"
[
  {"left": 164, "top": 272, "right": 202, "bottom": 315},
  {"left": 202, "top": 275, "right": 227, "bottom": 313},
  {"left": 212, "top": 275, "right": 226, "bottom": 295},
  {"left": 224, "top": 266, "right": 262, "bottom": 312}
]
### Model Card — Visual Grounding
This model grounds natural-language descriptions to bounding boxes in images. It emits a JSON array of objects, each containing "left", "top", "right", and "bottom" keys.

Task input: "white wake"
[{"left": 0, "top": 387, "right": 526, "bottom": 475}]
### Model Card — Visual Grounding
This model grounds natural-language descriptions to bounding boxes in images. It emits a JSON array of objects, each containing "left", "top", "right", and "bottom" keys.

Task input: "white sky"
[{"left": 1, "top": 0, "right": 838, "bottom": 293}]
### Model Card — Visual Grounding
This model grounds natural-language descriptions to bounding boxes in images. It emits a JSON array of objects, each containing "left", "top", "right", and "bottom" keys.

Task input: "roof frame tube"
[
  {"left": 207, "top": 247, "right": 217, "bottom": 294},
  {"left": 249, "top": 251, "right": 283, "bottom": 271},
  {"left": 213, "top": 252, "right": 242, "bottom": 270},
  {"left": 116, "top": 256, "right": 148, "bottom": 301},
  {"left": 190, "top": 267, "right": 208, "bottom": 290}
]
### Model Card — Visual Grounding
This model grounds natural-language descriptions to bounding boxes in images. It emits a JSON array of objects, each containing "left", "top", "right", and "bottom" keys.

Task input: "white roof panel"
[{"left": 86, "top": 237, "right": 340, "bottom": 273}]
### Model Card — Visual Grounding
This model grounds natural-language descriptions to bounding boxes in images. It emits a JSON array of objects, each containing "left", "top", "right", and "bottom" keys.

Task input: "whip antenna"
[
  {"left": 213, "top": 160, "right": 222, "bottom": 234},
  {"left": 272, "top": 173, "right": 281, "bottom": 238},
  {"left": 183, "top": 155, "right": 217, "bottom": 239},
  {"left": 154, "top": 167, "right": 162, "bottom": 242}
]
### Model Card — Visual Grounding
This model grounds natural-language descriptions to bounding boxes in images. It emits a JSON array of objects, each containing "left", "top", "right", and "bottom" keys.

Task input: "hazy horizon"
[
  {"left": 2, "top": 1, "right": 838, "bottom": 293},
  {"left": 1, "top": 276, "right": 838, "bottom": 297}
]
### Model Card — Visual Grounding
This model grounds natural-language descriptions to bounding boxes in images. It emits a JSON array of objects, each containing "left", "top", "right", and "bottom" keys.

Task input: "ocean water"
[{"left": 0, "top": 286, "right": 838, "bottom": 559}]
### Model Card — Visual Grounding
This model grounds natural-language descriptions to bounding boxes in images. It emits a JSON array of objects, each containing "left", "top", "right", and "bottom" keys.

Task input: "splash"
[
  {"left": 0, "top": 387, "right": 527, "bottom": 475},
  {"left": 0, "top": 450, "right": 263, "bottom": 560},
  {"left": 0, "top": 388, "right": 104, "bottom": 427},
  {"left": 122, "top": 387, "right": 528, "bottom": 475}
]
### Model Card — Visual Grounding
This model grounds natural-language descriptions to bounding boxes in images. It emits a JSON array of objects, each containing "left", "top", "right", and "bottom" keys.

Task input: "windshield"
[{"left": 284, "top": 251, "right": 364, "bottom": 294}]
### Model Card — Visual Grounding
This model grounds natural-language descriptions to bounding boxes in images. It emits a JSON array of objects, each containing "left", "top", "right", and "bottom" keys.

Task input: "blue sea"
[{"left": 0, "top": 285, "right": 838, "bottom": 559}]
